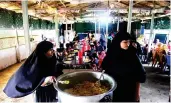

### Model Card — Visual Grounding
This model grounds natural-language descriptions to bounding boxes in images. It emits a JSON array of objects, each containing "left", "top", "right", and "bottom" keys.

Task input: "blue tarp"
[
  {"left": 78, "top": 33, "right": 88, "bottom": 40},
  {"left": 140, "top": 26, "right": 145, "bottom": 35},
  {"left": 153, "top": 34, "right": 167, "bottom": 44}
]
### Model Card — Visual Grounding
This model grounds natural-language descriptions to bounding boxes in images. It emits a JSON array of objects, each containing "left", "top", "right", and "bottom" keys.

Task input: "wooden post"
[
  {"left": 22, "top": 0, "right": 31, "bottom": 57},
  {"left": 117, "top": 9, "right": 120, "bottom": 32},
  {"left": 148, "top": 13, "right": 155, "bottom": 53},
  {"left": 98, "top": 22, "right": 100, "bottom": 34},
  {"left": 15, "top": 29, "right": 21, "bottom": 62},
  {"left": 71, "top": 23, "right": 73, "bottom": 31},
  {"left": 95, "top": 20, "right": 97, "bottom": 34},
  {"left": 127, "top": 0, "right": 133, "bottom": 34},
  {"left": 54, "top": 13, "right": 60, "bottom": 48}
]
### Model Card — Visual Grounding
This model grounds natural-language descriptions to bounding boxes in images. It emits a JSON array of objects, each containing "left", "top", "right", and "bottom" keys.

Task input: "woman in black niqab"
[
  {"left": 3, "top": 41, "right": 62, "bottom": 102},
  {"left": 101, "top": 31, "right": 146, "bottom": 102}
]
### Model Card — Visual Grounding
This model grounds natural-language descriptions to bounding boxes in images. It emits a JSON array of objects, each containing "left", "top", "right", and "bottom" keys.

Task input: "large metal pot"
[{"left": 53, "top": 71, "right": 117, "bottom": 102}]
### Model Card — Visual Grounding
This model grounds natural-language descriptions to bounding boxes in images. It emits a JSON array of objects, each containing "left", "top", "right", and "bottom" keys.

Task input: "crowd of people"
[
  {"left": 3, "top": 21, "right": 170, "bottom": 102},
  {"left": 137, "top": 39, "right": 171, "bottom": 73},
  {"left": 150, "top": 39, "right": 170, "bottom": 71}
]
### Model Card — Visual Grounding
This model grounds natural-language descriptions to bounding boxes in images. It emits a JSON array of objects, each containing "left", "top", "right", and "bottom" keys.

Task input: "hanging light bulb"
[{"left": 110, "top": 4, "right": 114, "bottom": 9}]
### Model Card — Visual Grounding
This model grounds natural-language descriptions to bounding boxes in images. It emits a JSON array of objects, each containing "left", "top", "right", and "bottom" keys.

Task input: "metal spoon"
[
  {"left": 56, "top": 70, "right": 105, "bottom": 85},
  {"left": 53, "top": 77, "right": 70, "bottom": 84},
  {"left": 97, "top": 70, "right": 105, "bottom": 85},
  {"left": 58, "top": 80, "right": 70, "bottom": 84}
]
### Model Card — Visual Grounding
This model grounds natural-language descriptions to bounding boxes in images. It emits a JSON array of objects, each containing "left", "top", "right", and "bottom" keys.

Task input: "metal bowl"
[{"left": 53, "top": 71, "right": 117, "bottom": 102}]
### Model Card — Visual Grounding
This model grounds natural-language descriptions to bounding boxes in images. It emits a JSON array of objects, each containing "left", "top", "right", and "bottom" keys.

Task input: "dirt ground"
[{"left": 140, "top": 64, "right": 170, "bottom": 102}]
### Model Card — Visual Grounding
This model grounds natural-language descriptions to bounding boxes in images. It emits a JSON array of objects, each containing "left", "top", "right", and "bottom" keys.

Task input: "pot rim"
[{"left": 53, "top": 71, "right": 117, "bottom": 98}]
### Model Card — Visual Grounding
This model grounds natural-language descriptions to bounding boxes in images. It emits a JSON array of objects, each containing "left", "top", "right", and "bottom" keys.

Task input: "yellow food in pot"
[{"left": 64, "top": 81, "right": 109, "bottom": 96}]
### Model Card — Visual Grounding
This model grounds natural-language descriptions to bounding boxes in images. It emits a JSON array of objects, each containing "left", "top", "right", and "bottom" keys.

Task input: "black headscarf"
[
  {"left": 106, "top": 31, "right": 131, "bottom": 57},
  {"left": 3, "top": 41, "right": 57, "bottom": 98},
  {"left": 119, "top": 21, "right": 127, "bottom": 32},
  {"left": 129, "top": 34, "right": 143, "bottom": 55},
  {"left": 101, "top": 31, "right": 146, "bottom": 82}
]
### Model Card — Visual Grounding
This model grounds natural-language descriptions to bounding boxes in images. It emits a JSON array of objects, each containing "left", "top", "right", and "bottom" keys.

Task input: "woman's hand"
[
  {"left": 41, "top": 76, "right": 56, "bottom": 87},
  {"left": 132, "top": 42, "right": 137, "bottom": 49}
]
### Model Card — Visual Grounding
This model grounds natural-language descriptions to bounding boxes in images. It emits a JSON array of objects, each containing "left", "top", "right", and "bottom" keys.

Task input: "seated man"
[
  {"left": 66, "top": 43, "right": 72, "bottom": 53},
  {"left": 90, "top": 44, "right": 96, "bottom": 55},
  {"left": 89, "top": 53, "right": 99, "bottom": 71},
  {"left": 96, "top": 42, "right": 104, "bottom": 52},
  {"left": 57, "top": 48, "right": 64, "bottom": 63}
]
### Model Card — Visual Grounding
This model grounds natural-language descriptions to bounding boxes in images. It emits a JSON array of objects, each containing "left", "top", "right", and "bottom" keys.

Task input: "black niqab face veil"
[{"left": 3, "top": 41, "right": 57, "bottom": 98}]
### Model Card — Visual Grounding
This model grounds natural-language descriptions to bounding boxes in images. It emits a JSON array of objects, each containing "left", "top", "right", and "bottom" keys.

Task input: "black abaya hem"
[{"left": 35, "top": 84, "right": 58, "bottom": 102}]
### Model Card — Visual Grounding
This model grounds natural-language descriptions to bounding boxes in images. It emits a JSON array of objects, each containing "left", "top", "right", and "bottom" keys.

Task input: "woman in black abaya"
[
  {"left": 3, "top": 41, "right": 63, "bottom": 102},
  {"left": 101, "top": 31, "right": 146, "bottom": 102}
]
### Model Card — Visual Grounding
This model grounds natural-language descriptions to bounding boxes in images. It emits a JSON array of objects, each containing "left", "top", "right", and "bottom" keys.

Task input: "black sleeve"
[
  {"left": 55, "top": 64, "right": 63, "bottom": 77},
  {"left": 135, "top": 55, "right": 146, "bottom": 83},
  {"left": 137, "top": 43, "right": 142, "bottom": 54},
  {"left": 101, "top": 55, "right": 113, "bottom": 76},
  {"left": 101, "top": 56, "right": 108, "bottom": 70}
]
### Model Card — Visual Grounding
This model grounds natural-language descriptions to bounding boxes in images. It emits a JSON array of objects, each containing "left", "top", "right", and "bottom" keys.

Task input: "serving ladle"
[
  {"left": 96, "top": 70, "right": 105, "bottom": 86},
  {"left": 56, "top": 70, "right": 105, "bottom": 85}
]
